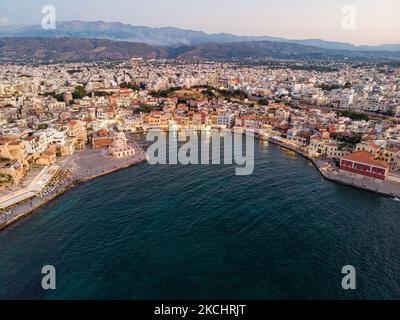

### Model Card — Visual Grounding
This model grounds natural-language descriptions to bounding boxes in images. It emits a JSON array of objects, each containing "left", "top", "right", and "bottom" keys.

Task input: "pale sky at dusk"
[{"left": 0, "top": 0, "right": 399, "bottom": 45}]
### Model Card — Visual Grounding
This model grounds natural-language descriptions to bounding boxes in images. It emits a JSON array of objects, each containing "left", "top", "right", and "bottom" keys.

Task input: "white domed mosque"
[{"left": 108, "top": 133, "right": 135, "bottom": 158}]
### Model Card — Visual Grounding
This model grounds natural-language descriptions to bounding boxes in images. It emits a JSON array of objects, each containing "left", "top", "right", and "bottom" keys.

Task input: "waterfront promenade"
[
  {"left": 0, "top": 139, "right": 147, "bottom": 231},
  {"left": 267, "top": 137, "right": 400, "bottom": 199}
]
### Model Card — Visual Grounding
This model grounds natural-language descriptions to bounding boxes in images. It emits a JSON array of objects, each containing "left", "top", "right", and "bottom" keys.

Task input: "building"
[
  {"left": 146, "top": 111, "right": 169, "bottom": 129},
  {"left": 378, "top": 146, "right": 400, "bottom": 170},
  {"left": 63, "top": 92, "right": 73, "bottom": 105},
  {"left": 36, "top": 150, "right": 56, "bottom": 166},
  {"left": 67, "top": 120, "right": 87, "bottom": 143},
  {"left": 340, "top": 151, "right": 389, "bottom": 180},
  {"left": 0, "top": 160, "right": 24, "bottom": 188},
  {"left": 0, "top": 139, "right": 28, "bottom": 167},
  {"left": 108, "top": 133, "right": 135, "bottom": 158},
  {"left": 36, "top": 146, "right": 57, "bottom": 166},
  {"left": 217, "top": 113, "right": 236, "bottom": 128},
  {"left": 92, "top": 128, "right": 114, "bottom": 149},
  {"left": 192, "top": 112, "right": 205, "bottom": 126},
  {"left": 59, "top": 139, "right": 76, "bottom": 157},
  {"left": 355, "top": 141, "right": 381, "bottom": 157},
  {"left": 24, "top": 134, "right": 48, "bottom": 156}
]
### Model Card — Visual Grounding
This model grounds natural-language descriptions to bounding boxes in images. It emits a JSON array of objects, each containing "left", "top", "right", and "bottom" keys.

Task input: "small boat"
[{"left": 393, "top": 198, "right": 400, "bottom": 202}]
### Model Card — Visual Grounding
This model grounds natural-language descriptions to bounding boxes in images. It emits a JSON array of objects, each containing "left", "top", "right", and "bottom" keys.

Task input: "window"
[{"left": 341, "top": 160, "right": 353, "bottom": 167}]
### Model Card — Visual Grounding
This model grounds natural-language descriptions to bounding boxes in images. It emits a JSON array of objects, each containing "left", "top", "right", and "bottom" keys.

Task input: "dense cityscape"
[{"left": 2, "top": 0, "right": 400, "bottom": 307}]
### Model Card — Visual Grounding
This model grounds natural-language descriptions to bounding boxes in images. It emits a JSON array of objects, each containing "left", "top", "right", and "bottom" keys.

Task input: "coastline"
[
  {"left": 266, "top": 137, "right": 400, "bottom": 199},
  {"left": 0, "top": 157, "right": 147, "bottom": 232},
  {"left": 0, "top": 136, "right": 148, "bottom": 231},
  {"left": 1, "top": 132, "right": 398, "bottom": 232}
]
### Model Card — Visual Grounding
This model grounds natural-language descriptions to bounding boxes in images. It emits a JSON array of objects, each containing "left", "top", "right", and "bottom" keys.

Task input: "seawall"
[{"left": 266, "top": 137, "right": 400, "bottom": 199}]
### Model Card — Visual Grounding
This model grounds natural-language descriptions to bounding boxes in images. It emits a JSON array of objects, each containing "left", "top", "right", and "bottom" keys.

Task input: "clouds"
[{"left": 0, "top": 17, "right": 12, "bottom": 26}]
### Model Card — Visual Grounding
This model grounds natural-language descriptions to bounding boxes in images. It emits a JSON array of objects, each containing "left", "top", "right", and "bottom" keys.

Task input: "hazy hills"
[
  {"left": 175, "top": 41, "right": 400, "bottom": 60},
  {"left": 0, "top": 38, "right": 169, "bottom": 62},
  {"left": 1, "top": 37, "right": 400, "bottom": 63},
  {"left": 1, "top": 20, "right": 400, "bottom": 51}
]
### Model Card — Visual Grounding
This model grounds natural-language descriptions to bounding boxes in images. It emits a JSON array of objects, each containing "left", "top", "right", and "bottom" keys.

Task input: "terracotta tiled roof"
[
  {"left": 9, "top": 141, "right": 23, "bottom": 146},
  {"left": 343, "top": 151, "right": 389, "bottom": 169},
  {"left": 96, "top": 128, "right": 109, "bottom": 136},
  {"left": 368, "top": 142, "right": 381, "bottom": 150}
]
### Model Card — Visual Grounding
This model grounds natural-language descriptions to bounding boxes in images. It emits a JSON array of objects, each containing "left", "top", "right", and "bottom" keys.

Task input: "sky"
[{"left": 0, "top": 0, "right": 399, "bottom": 45}]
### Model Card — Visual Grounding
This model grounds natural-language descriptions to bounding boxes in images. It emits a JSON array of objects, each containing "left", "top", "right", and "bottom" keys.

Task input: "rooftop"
[{"left": 342, "top": 151, "right": 389, "bottom": 169}]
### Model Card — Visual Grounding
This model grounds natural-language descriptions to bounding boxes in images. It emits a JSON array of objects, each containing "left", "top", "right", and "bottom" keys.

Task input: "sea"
[{"left": 0, "top": 135, "right": 399, "bottom": 299}]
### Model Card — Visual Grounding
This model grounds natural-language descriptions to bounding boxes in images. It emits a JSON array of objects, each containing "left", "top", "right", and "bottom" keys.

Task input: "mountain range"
[
  {"left": 1, "top": 37, "right": 400, "bottom": 63},
  {"left": 1, "top": 20, "right": 400, "bottom": 51}
]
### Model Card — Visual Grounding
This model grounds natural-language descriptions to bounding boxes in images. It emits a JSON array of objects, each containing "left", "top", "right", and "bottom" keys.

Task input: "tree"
[
  {"left": 38, "top": 124, "right": 49, "bottom": 130},
  {"left": 333, "top": 132, "right": 362, "bottom": 149},
  {"left": 382, "top": 111, "right": 395, "bottom": 117},
  {"left": 94, "top": 91, "right": 112, "bottom": 97},
  {"left": 150, "top": 87, "right": 182, "bottom": 98},
  {"left": 133, "top": 104, "right": 155, "bottom": 114},
  {"left": 40, "top": 92, "right": 64, "bottom": 102},
  {"left": 120, "top": 82, "right": 140, "bottom": 91},
  {"left": 72, "top": 86, "right": 87, "bottom": 100},
  {"left": 177, "top": 98, "right": 188, "bottom": 104},
  {"left": 338, "top": 110, "right": 369, "bottom": 121}
]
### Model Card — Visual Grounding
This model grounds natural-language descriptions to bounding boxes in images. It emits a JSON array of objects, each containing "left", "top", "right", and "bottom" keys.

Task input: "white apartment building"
[{"left": 217, "top": 113, "right": 236, "bottom": 128}]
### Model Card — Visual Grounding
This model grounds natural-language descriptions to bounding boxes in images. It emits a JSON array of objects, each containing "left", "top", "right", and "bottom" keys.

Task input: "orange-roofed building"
[
  {"left": 340, "top": 151, "right": 389, "bottom": 180},
  {"left": 96, "top": 128, "right": 109, "bottom": 137},
  {"left": 92, "top": 128, "right": 114, "bottom": 149},
  {"left": 119, "top": 88, "right": 134, "bottom": 95}
]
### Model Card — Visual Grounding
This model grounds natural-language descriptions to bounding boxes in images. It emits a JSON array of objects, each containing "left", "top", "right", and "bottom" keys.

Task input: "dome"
[{"left": 111, "top": 138, "right": 125, "bottom": 150}]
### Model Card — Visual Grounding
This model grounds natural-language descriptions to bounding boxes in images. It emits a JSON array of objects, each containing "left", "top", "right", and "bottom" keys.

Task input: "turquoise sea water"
[{"left": 0, "top": 137, "right": 400, "bottom": 299}]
